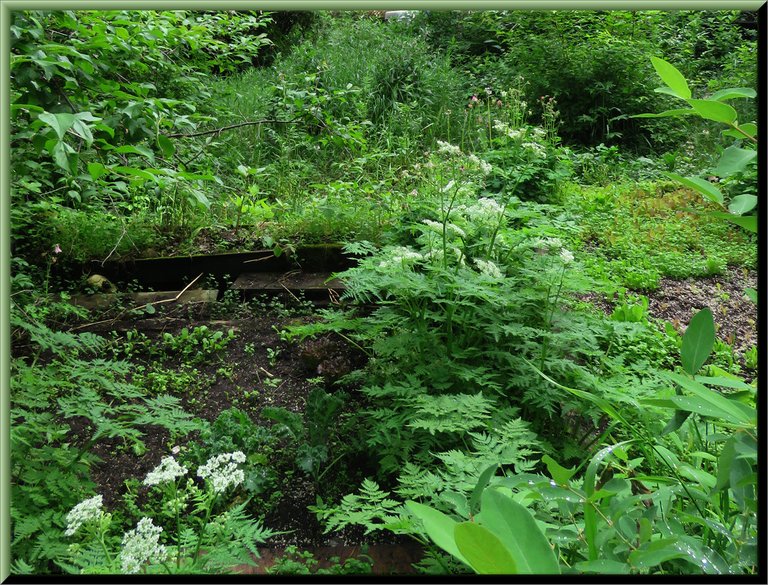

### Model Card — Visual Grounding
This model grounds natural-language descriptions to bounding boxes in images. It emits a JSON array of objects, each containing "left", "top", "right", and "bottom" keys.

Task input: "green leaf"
[
  {"left": 708, "top": 211, "right": 757, "bottom": 233},
  {"left": 468, "top": 463, "right": 497, "bottom": 517},
  {"left": 629, "top": 537, "right": 688, "bottom": 569},
  {"left": 542, "top": 454, "right": 576, "bottom": 486},
  {"left": 744, "top": 288, "right": 757, "bottom": 304},
  {"left": 727, "top": 195, "right": 757, "bottom": 216},
  {"left": 661, "top": 410, "right": 692, "bottom": 435},
  {"left": 680, "top": 308, "right": 715, "bottom": 375},
  {"left": 709, "top": 87, "right": 757, "bottom": 101},
  {"left": 157, "top": 135, "right": 175, "bottom": 158},
  {"left": 87, "top": 162, "right": 107, "bottom": 180},
  {"left": 650, "top": 57, "right": 691, "bottom": 99},
  {"left": 714, "top": 146, "right": 756, "bottom": 178},
  {"left": 454, "top": 522, "right": 518, "bottom": 574},
  {"left": 667, "top": 372, "right": 755, "bottom": 427},
  {"left": 38, "top": 111, "right": 75, "bottom": 139},
  {"left": 114, "top": 144, "right": 155, "bottom": 162},
  {"left": 632, "top": 108, "right": 695, "bottom": 119},
  {"left": 405, "top": 501, "right": 469, "bottom": 567},
  {"left": 574, "top": 559, "right": 631, "bottom": 574},
  {"left": 113, "top": 166, "right": 157, "bottom": 182},
  {"left": 686, "top": 99, "right": 738, "bottom": 124},
  {"left": 50, "top": 140, "right": 75, "bottom": 173},
  {"left": 722, "top": 122, "right": 756, "bottom": 139},
  {"left": 664, "top": 173, "right": 723, "bottom": 205},
  {"left": 477, "top": 489, "right": 560, "bottom": 574}
]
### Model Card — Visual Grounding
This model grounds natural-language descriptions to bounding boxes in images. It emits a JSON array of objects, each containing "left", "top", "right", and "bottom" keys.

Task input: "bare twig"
[
  {"left": 101, "top": 222, "right": 128, "bottom": 266},
  {"left": 68, "top": 273, "right": 204, "bottom": 332},
  {"left": 166, "top": 115, "right": 303, "bottom": 139},
  {"left": 243, "top": 254, "right": 275, "bottom": 264}
]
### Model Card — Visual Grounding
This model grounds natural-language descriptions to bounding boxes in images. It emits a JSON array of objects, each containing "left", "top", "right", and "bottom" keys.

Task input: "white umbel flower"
[
  {"left": 474, "top": 258, "right": 504, "bottom": 279},
  {"left": 559, "top": 248, "right": 575, "bottom": 264},
  {"left": 65, "top": 495, "right": 103, "bottom": 536},
  {"left": 144, "top": 456, "right": 188, "bottom": 487},
  {"left": 120, "top": 517, "right": 168, "bottom": 574},
  {"left": 197, "top": 452, "right": 246, "bottom": 494},
  {"left": 436, "top": 140, "right": 462, "bottom": 156}
]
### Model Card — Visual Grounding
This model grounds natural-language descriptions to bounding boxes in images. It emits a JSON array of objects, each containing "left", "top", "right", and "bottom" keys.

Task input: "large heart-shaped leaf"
[
  {"left": 38, "top": 111, "right": 75, "bottom": 139},
  {"left": 727, "top": 195, "right": 757, "bottom": 216},
  {"left": 681, "top": 308, "right": 715, "bottom": 375}
]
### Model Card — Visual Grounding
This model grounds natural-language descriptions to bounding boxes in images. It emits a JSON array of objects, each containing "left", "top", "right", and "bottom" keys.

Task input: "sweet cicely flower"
[
  {"left": 474, "top": 258, "right": 503, "bottom": 279},
  {"left": 559, "top": 248, "right": 575, "bottom": 265},
  {"left": 197, "top": 452, "right": 246, "bottom": 494},
  {"left": 65, "top": 495, "right": 103, "bottom": 536},
  {"left": 120, "top": 517, "right": 168, "bottom": 574},
  {"left": 144, "top": 456, "right": 188, "bottom": 487}
]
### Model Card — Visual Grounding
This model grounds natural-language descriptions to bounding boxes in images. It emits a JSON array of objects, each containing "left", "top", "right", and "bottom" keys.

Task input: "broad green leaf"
[
  {"left": 454, "top": 522, "right": 518, "bottom": 574},
  {"left": 727, "top": 195, "right": 757, "bottom": 215},
  {"left": 650, "top": 57, "right": 691, "bottom": 99},
  {"left": 680, "top": 308, "right": 715, "bottom": 375},
  {"left": 722, "top": 122, "right": 757, "bottom": 139},
  {"left": 661, "top": 410, "right": 692, "bottom": 435},
  {"left": 708, "top": 211, "right": 757, "bottom": 233},
  {"left": 542, "top": 454, "right": 576, "bottom": 486},
  {"left": 405, "top": 501, "right": 469, "bottom": 567},
  {"left": 629, "top": 537, "right": 688, "bottom": 569},
  {"left": 667, "top": 372, "right": 755, "bottom": 426},
  {"left": 714, "top": 146, "right": 756, "bottom": 177},
  {"left": 709, "top": 87, "right": 757, "bottom": 101},
  {"left": 113, "top": 166, "right": 157, "bottom": 182},
  {"left": 71, "top": 119, "right": 94, "bottom": 146},
  {"left": 664, "top": 173, "right": 723, "bottom": 204},
  {"left": 744, "top": 288, "right": 757, "bottom": 304},
  {"left": 694, "top": 375, "right": 753, "bottom": 391},
  {"left": 477, "top": 489, "right": 560, "bottom": 574},
  {"left": 574, "top": 560, "right": 630, "bottom": 574},
  {"left": 87, "top": 162, "right": 108, "bottom": 180},
  {"left": 678, "top": 464, "right": 716, "bottom": 489},
  {"left": 632, "top": 108, "right": 695, "bottom": 119},
  {"left": 686, "top": 99, "right": 738, "bottom": 124},
  {"left": 114, "top": 144, "right": 155, "bottom": 162},
  {"left": 38, "top": 111, "right": 75, "bottom": 139},
  {"left": 50, "top": 140, "right": 75, "bottom": 173},
  {"left": 468, "top": 463, "right": 497, "bottom": 516},
  {"left": 584, "top": 442, "right": 633, "bottom": 561},
  {"left": 157, "top": 135, "right": 175, "bottom": 158}
]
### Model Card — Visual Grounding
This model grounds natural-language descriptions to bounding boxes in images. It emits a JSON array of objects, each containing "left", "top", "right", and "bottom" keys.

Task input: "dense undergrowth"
[{"left": 9, "top": 9, "right": 759, "bottom": 576}]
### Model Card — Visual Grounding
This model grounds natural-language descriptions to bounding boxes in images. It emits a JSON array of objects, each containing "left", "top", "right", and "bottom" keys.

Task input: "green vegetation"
[{"left": 9, "top": 9, "right": 758, "bottom": 577}]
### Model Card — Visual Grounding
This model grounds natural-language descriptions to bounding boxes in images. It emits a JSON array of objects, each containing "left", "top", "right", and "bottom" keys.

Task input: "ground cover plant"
[{"left": 8, "top": 8, "right": 759, "bottom": 577}]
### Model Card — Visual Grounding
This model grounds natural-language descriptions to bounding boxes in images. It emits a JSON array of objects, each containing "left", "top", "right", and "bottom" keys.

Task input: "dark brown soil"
[{"left": 580, "top": 265, "right": 758, "bottom": 363}]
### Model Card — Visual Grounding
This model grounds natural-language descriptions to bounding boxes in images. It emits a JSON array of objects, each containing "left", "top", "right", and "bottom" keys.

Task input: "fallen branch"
[
  {"left": 68, "top": 273, "right": 204, "bottom": 332},
  {"left": 166, "top": 116, "right": 303, "bottom": 139}
]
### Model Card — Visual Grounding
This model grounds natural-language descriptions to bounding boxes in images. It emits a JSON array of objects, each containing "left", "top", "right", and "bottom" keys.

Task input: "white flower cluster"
[
  {"left": 461, "top": 197, "right": 504, "bottom": 225},
  {"left": 474, "top": 258, "right": 504, "bottom": 279},
  {"left": 197, "top": 451, "right": 246, "bottom": 494},
  {"left": 378, "top": 246, "right": 424, "bottom": 269},
  {"left": 467, "top": 153, "right": 493, "bottom": 175},
  {"left": 493, "top": 120, "right": 525, "bottom": 140},
  {"left": 530, "top": 237, "right": 563, "bottom": 253},
  {"left": 559, "top": 248, "right": 575, "bottom": 264},
  {"left": 522, "top": 141, "right": 546, "bottom": 158},
  {"left": 144, "top": 456, "right": 188, "bottom": 487},
  {"left": 436, "top": 140, "right": 462, "bottom": 156},
  {"left": 421, "top": 219, "right": 466, "bottom": 239},
  {"left": 65, "top": 495, "right": 103, "bottom": 536},
  {"left": 120, "top": 517, "right": 168, "bottom": 574}
]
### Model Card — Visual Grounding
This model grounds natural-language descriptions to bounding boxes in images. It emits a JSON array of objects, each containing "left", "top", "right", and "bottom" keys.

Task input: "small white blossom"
[
  {"left": 467, "top": 154, "right": 493, "bottom": 175},
  {"left": 65, "top": 495, "right": 103, "bottom": 536},
  {"left": 120, "top": 517, "right": 168, "bottom": 574},
  {"left": 522, "top": 142, "right": 546, "bottom": 158},
  {"left": 441, "top": 180, "right": 456, "bottom": 193},
  {"left": 436, "top": 140, "right": 462, "bottom": 156},
  {"left": 144, "top": 456, "right": 187, "bottom": 487},
  {"left": 530, "top": 237, "right": 563, "bottom": 253},
  {"left": 474, "top": 258, "right": 504, "bottom": 278},
  {"left": 197, "top": 452, "right": 246, "bottom": 494},
  {"left": 464, "top": 197, "right": 504, "bottom": 224},
  {"left": 559, "top": 249, "right": 574, "bottom": 264}
]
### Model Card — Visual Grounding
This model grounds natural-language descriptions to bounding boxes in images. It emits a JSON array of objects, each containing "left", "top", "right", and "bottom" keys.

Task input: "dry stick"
[
  {"left": 243, "top": 254, "right": 275, "bottom": 264},
  {"left": 166, "top": 116, "right": 303, "bottom": 139},
  {"left": 68, "top": 273, "right": 204, "bottom": 332},
  {"left": 101, "top": 222, "right": 128, "bottom": 266}
]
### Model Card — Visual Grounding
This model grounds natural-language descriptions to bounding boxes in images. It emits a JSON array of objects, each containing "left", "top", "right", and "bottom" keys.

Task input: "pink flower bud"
[{"left": 53, "top": 244, "right": 62, "bottom": 255}]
